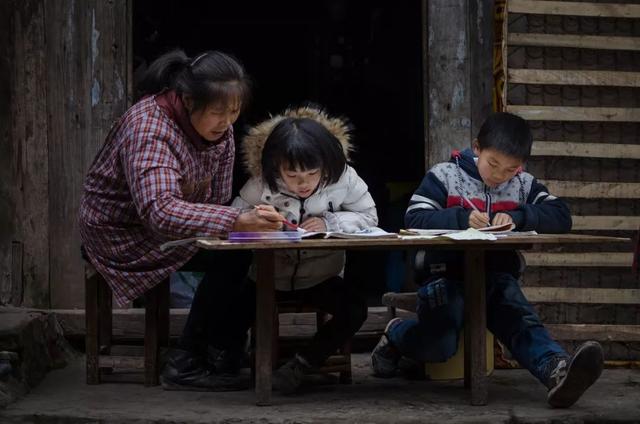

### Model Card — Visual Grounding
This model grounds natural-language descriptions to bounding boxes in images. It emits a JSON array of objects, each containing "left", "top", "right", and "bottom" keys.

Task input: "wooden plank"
[
  {"left": 509, "top": 69, "right": 640, "bottom": 87},
  {"left": 0, "top": 0, "right": 14, "bottom": 307},
  {"left": 521, "top": 287, "right": 640, "bottom": 304},
  {"left": 10, "top": 242, "right": 23, "bottom": 306},
  {"left": 539, "top": 180, "right": 640, "bottom": 199},
  {"left": 12, "top": 0, "right": 50, "bottom": 308},
  {"left": 531, "top": 141, "right": 640, "bottom": 159},
  {"left": 523, "top": 252, "right": 634, "bottom": 267},
  {"left": 546, "top": 324, "right": 640, "bottom": 342},
  {"left": 255, "top": 250, "right": 275, "bottom": 406},
  {"left": 572, "top": 215, "right": 640, "bottom": 231},
  {"left": 508, "top": 0, "right": 640, "bottom": 19},
  {"left": 508, "top": 32, "right": 640, "bottom": 51},
  {"left": 507, "top": 105, "right": 640, "bottom": 122},
  {"left": 426, "top": 0, "right": 471, "bottom": 167}
]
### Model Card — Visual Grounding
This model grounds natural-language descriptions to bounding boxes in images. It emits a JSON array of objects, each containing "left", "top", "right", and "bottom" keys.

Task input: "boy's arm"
[
  {"left": 405, "top": 171, "right": 471, "bottom": 230},
  {"left": 504, "top": 178, "right": 572, "bottom": 233}
]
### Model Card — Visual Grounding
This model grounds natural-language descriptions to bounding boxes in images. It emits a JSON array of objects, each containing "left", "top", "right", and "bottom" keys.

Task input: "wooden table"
[{"left": 197, "top": 233, "right": 628, "bottom": 406}]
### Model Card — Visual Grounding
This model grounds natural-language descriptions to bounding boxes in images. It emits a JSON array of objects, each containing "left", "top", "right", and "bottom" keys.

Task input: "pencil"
[
  {"left": 460, "top": 193, "right": 490, "bottom": 227},
  {"left": 254, "top": 205, "right": 299, "bottom": 230}
]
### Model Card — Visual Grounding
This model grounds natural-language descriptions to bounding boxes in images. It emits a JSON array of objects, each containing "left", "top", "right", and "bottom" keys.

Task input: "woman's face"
[{"left": 185, "top": 96, "right": 241, "bottom": 142}]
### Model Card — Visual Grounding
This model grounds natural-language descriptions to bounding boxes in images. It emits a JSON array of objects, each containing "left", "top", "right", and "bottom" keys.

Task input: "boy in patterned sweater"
[{"left": 371, "top": 112, "right": 603, "bottom": 408}]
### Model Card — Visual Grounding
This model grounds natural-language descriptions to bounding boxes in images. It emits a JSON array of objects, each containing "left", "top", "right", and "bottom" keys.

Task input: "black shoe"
[
  {"left": 161, "top": 349, "right": 250, "bottom": 392},
  {"left": 546, "top": 341, "right": 604, "bottom": 408},
  {"left": 272, "top": 354, "right": 311, "bottom": 395},
  {"left": 207, "top": 346, "right": 249, "bottom": 375}
]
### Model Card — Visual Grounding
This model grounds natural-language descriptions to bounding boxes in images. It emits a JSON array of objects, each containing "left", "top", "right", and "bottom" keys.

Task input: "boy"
[{"left": 371, "top": 112, "right": 603, "bottom": 408}]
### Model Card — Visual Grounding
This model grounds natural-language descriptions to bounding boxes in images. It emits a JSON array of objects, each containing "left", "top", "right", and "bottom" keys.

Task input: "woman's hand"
[
  {"left": 232, "top": 205, "right": 283, "bottom": 232},
  {"left": 468, "top": 210, "right": 490, "bottom": 229},
  {"left": 300, "top": 217, "right": 327, "bottom": 232},
  {"left": 491, "top": 213, "right": 513, "bottom": 227}
]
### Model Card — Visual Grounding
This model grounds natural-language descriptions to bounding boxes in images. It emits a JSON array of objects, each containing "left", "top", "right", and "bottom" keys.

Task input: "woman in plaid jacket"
[{"left": 79, "top": 49, "right": 282, "bottom": 391}]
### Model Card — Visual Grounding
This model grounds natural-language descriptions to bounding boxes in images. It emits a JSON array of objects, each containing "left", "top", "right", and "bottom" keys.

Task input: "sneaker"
[
  {"left": 160, "top": 349, "right": 250, "bottom": 392},
  {"left": 272, "top": 354, "right": 311, "bottom": 395},
  {"left": 371, "top": 317, "right": 403, "bottom": 378},
  {"left": 546, "top": 341, "right": 604, "bottom": 408}
]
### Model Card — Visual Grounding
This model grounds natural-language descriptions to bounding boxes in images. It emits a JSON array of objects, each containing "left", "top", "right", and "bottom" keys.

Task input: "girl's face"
[
  {"left": 279, "top": 165, "right": 322, "bottom": 199},
  {"left": 472, "top": 139, "right": 523, "bottom": 188},
  {"left": 184, "top": 95, "right": 241, "bottom": 142}
]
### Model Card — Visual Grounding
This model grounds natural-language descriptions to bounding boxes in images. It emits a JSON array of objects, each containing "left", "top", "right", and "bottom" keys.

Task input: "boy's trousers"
[{"left": 388, "top": 272, "right": 566, "bottom": 383}]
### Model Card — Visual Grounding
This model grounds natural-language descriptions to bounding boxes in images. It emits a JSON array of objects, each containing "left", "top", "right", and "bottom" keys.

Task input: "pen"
[{"left": 460, "top": 193, "right": 490, "bottom": 227}]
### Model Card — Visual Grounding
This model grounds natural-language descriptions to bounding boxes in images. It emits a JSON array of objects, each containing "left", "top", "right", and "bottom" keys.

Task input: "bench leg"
[
  {"left": 144, "top": 281, "right": 163, "bottom": 386},
  {"left": 85, "top": 267, "right": 100, "bottom": 384},
  {"left": 98, "top": 277, "right": 112, "bottom": 355},
  {"left": 464, "top": 249, "right": 487, "bottom": 405}
]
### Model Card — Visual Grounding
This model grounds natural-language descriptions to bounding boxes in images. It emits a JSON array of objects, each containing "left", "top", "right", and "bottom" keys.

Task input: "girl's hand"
[
  {"left": 491, "top": 213, "right": 513, "bottom": 227},
  {"left": 233, "top": 205, "right": 283, "bottom": 232},
  {"left": 300, "top": 217, "right": 327, "bottom": 232},
  {"left": 469, "top": 210, "right": 490, "bottom": 229}
]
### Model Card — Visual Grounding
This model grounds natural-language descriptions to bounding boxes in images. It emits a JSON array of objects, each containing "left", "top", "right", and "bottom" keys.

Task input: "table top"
[{"left": 195, "top": 233, "right": 630, "bottom": 251}]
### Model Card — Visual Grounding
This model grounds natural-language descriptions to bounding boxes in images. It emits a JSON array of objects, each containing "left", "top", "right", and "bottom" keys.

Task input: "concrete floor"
[{"left": 1, "top": 354, "right": 639, "bottom": 424}]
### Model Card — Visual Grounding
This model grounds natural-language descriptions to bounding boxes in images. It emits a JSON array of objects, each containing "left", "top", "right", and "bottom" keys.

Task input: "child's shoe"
[
  {"left": 545, "top": 341, "right": 604, "bottom": 408},
  {"left": 371, "top": 317, "right": 403, "bottom": 378},
  {"left": 272, "top": 354, "right": 311, "bottom": 394}
]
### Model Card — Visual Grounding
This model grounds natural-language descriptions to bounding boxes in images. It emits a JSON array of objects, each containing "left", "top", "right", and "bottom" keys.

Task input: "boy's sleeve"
[
  {"left": 405, "top": 170, "right": 471, "bottom": 230},
  {"left": 505, "top": 178, "right": 572, "bottom": 233}
]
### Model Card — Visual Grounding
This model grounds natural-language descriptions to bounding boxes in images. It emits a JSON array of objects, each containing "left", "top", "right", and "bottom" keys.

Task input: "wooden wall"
[{"left": 0, "top": 0, "right": 131, "bottom": 309}]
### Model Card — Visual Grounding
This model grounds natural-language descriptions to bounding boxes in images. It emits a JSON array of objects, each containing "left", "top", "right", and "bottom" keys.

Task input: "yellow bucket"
[{"left": 424, "top": 330, "right": 494, "bottom": 380}]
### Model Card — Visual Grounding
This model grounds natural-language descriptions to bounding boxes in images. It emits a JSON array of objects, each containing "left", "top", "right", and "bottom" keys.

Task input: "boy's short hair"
[
  {"left": 261, "top": 117, "right": 347, "bottom": 192},
  {"left": 476, "top": 112, "right": 533, "bottom": 161}
]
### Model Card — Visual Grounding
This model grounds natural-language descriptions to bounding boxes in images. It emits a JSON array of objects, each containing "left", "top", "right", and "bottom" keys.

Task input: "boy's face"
[
  {"left": 472, "top": 139, "right": 524, "bottom": 188},
  {"left": 279, "top": 164, "right": 322, "bottom": 199}
]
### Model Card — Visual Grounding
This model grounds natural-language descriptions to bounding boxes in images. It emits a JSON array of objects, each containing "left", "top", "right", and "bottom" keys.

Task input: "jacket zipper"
[
  {"left": 484, "top": 185, "right": 492, "bottom": 220},
  {"left": 288, "top": 198, "right": 307, "bottom": 291}
]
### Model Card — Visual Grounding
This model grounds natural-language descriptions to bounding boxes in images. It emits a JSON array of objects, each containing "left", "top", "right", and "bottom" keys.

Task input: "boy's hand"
[
  {"left": 491, "top": 213, "right": 513, "bottom": 227},
  {"left": 233, "top": 205, "right": 283, "bottom": 232},
  {"left": 300, "top": 217, "right": 327, "bottom": 232},
  {"left": 469, "top": 210, "right": 490, "bottom": 229}
]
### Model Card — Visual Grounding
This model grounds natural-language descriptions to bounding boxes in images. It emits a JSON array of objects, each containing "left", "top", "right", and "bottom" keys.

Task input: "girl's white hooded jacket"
[{"left": 231, "top": 107, "right": 378, "bottom": 291}]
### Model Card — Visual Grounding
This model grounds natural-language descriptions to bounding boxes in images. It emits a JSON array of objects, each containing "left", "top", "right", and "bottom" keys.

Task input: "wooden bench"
[{"left": 84, "top": 262, "right": 170, "bottom": 386}]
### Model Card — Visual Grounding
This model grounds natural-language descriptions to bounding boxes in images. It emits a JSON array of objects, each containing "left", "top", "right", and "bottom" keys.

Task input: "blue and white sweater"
[{"left": 406, "top": 148, "right": 572, "bottom": 281}]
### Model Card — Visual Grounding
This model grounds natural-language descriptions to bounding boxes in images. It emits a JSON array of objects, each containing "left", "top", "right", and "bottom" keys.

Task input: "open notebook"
[
  {"left": 400, "top": 222, "right": 516, "bottom": 236},
  {"left": 299, "top": 226, "right": 397, "bottom": 239}
]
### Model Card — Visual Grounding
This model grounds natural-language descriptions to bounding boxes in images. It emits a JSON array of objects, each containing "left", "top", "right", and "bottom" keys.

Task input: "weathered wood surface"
[
  {"left": 509, "top": 69, "right": 640, "bottom": 87},
  {"left": 524, "top": 252, "right": 634, "bottom": 267},
  {"left": 571, "top": 215, "right": 640, "bottom": 231},
  {"left": 531, "top": 141, "right": 640, "bottom": 159},
  {"left": 508, "top": 32, "right": 640, "bottom": 51},
  {"left": 425, "top": 0, "right": 494, "bottom": 167},
  {"left": 508, "top": 0, "right": 640, "bottom": 19},
  {"left": 540, "top": 180, "right": 640, "bottom": 199},
  {"left": 508, "top": 105, "right": 640, "bottom": 122}
]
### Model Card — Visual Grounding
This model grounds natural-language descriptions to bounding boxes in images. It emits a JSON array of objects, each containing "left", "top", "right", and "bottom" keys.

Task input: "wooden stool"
[
  {"left": 84, "top": 262, "right": 170, "bottom": 386},
  {"left": 274, "top": 301, "right": 352, "bottom": 384}
]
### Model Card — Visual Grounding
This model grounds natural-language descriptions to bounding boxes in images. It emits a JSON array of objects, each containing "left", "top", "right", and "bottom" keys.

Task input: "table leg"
[
  {"left": 464, "top": 248, "right": 488, "bottom": 406},
  {"left": 255, "top": 250, "right": 275, "bottom": 406}
]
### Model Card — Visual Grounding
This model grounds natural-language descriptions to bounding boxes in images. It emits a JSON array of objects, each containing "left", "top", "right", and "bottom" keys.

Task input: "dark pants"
[
  {"left": 277, "top": 277, "right": 368, "bottom": 367},
  {"left": 179, "top": 249, "right": 254, "bottom": 356},
  {"left": 388, "top": 272, "right": 566, "bottom": 383}
]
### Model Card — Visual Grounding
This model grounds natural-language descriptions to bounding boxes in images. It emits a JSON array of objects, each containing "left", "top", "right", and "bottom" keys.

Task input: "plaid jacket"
[{"left": 79, "top": 92, "right": 240, "bottom": 305}]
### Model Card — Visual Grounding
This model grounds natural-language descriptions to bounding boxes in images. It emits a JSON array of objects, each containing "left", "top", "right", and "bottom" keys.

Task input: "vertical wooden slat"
[
  {"left": 97, "top": 276, "right": 112, "bottom": 355},
  {"left": 0, "top": 0, "right": 15, "bottom": 306},
  {"left": 255, "top": 250, "right": 275, "bottom": 406},
  {"left": 12, "top": 0, "right": 50, "bottom": 308},
  {"left": 464, "top": 248, "right": 487, "bottom": 406},
  {"left": 144, "top": 283, "right": 160, "bottom": 386},
  {"left": 45, "top": 0, "right": 89, "bottom": 309},
  {"left": 10, "top": 242, "right": 24, "bottom": 306}
]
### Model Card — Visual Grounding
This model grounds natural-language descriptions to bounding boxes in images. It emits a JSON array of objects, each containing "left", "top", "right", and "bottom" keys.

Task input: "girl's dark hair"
[
  {"left": 137, "top": 49, "right": 251, "bottom": 111},
  {"left": 476, "top": 112, "right": 533, "bottom": 161},
  {"left": 261, "top": 117, "right": 347, "bottom": 193}
]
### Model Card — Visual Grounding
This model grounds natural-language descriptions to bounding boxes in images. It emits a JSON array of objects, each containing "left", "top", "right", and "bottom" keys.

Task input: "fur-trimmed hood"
[{"left": 241, "top": 106, "right": 354, "bottom": 178}]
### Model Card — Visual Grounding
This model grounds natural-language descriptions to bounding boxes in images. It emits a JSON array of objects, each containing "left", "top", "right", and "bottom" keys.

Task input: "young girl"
[
  {"left": 232, "top": 106, "right": 378, "bottom": 394},
  {"left": 79, "top": 49, "right": 283, "bottom": 392}
]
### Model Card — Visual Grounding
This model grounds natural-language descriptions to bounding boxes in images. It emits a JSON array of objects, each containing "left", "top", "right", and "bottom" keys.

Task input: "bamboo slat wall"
[{"left": 499, "top": 0, "right": 640, "bottom": 360}]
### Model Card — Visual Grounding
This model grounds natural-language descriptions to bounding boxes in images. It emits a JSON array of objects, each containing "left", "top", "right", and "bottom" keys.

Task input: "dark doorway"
[{"left": 134, "top": 0, "right": 425, "bottom": 299}]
